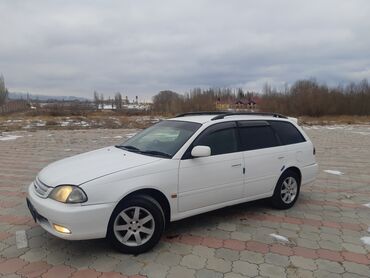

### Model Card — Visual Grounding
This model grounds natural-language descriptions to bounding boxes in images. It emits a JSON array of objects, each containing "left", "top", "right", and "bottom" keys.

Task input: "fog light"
[{"left": 53, "top": 223, "right": 71, "bottom": 234}]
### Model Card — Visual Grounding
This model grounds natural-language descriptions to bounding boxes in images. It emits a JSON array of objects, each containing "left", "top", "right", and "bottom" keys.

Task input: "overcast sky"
[{"left": 1, "top": 0, "right": 370, "bottom": 100}]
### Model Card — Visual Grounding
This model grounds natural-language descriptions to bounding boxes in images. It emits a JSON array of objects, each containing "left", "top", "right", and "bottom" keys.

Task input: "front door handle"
[
  {"left": 278, "top": 156, "right": 285, "bottom": 160},
  {"left": 231, "top": 163, "right": 242, "bottom": 167}
]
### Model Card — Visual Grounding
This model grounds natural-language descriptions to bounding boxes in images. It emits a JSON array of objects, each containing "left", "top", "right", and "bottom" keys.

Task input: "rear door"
[
  {"left": 178, "top": 122, "right": 244, "bottom": 212},
  {"left": 238, "top": 121, "right": 286, "bottom": 197}
]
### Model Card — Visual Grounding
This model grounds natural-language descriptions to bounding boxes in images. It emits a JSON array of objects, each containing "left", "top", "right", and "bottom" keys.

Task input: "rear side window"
[
  {"left": 269, "top": 121, "right": 306, "bottom": 145},
  {"left": 239, "top": 125, "right": 279, "bottom": 151},
  {"left": 195, "top": 127, "right": 238, "bottom": 156}
]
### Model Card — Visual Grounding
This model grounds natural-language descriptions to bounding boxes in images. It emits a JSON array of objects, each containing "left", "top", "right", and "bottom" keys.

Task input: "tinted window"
[
  {"left": 195, "top": 127, "right": 238, "bottom": 156},
  {"left": 239, "top": 125, "right": 279, "bottom": 151},
  {"left": 269, "top": 121, "right": 306, "bottom": 145}
]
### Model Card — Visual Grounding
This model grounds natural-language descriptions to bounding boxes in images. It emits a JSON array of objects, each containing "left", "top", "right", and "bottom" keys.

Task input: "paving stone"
[
  {"left": 296, "top": 238, "right": 320, "bottom": 249},
  {"left": 114, "top": 258, "right": 144, "bottom": 276},
  {"left": 42, "top": 265, "right": 76, "bottom": 278},
  {"left": 342, "top": 243, "right": 367, "bottom": 254},
  {"left": 218, "top": 222, "right": 237, "bottom": 232},
  {"left": 167, "top": 266, "right": 195, "bottom": 278},
  {"left": 315, "top": 259, "right": 345, "bottom": 274},
  {"left": 0, "top": 258, "right": 28, "bottom": 275},
  {"left": 17, "top": 261, "right": 51, "bottom": 278},
  {"left": 259, "top": 263, "right": 286, "bottom": 278},
  {"left": 206, "top": 257, "right": 232, "bottom": 273},
  {"left": 71, "top": 269, "right": 101, "bottom": 278},
  {"left": 215, "top": 248, "right": 239, "bottom": 261},
  {"left": 169, "top": 242, "right": 193, "bottom": 255},
  {"left": 290, "top": 256, "right": 317, "bottom": 271},
  {"left": 230, "top": 231, "right": 252, "bottom": 241},
  {"left": 318, "top": 240, "right": 342, "bottom": 251},
  {"left": 20, "top": 248, "right": 47, "bottom": 262},
  {"left": 286, "top": 268, "right": 313, "bottom": 278},
  {"left": 239, "top": 250, "right": 264, "bottom": 264},
  {"left": 192, "top": 246, "right": 215, "bottom": 259},
  {"left": 140, "top": 262, "right": 169, "bottom": 278},
  {"left": 155, "top": 251, "right": 181, "bottom": 266},
  {"left": 342, "top": 261, "right": 370, "bottom": 276},
  {"left": 195, "top": 269, "right": 223, "bottom": 278},
  {"left": 342, "top": 273, "right": 369, "bottom": 278},
  {"left": 224, "top": 273, "right": 246, "bottom": 278},
  {"left": 232, "top": 260, "right": 258, "bottom": 277},
  {"left": 91, "top": 255, "right": 120, "bottom": 272},
  {"left": 313, "top": 270, "right": 341, "bottom": 278},
  {"left": 180, "top": 254, "right": 206, "bottom": 270},
  {"left": 99, "top": 272, "right": 128, "bottom": 278},
  {"left": 264, "top": 253, "right": 290, "bottom": 266}
]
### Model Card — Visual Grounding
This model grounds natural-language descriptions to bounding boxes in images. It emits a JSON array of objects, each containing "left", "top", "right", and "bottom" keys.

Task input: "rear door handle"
[
  {"left": 231, "top": 163, "right": 242, "bottom": 167},
  {"left": 278, "top": 156, "right": 285, "bottom": 160}
]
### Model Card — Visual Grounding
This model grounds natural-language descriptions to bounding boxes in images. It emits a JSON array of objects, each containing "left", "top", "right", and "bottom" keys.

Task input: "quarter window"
[
  {"left": 239, "top": 125, "right": 279, "bottom": 151},
  {"left": 269, "top": 121, "right": 306, "bottom": 145}
]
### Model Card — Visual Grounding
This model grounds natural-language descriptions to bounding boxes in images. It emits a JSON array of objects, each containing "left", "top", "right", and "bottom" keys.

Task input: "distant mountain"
[{"left": 9, "top": 92, "right": 89, "bottom": 102}]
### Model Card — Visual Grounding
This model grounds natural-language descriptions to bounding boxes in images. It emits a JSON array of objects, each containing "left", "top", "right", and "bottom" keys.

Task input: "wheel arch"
[
  {"left": 282, "top": 166, "right": 302, "bottom": 185},
  {"left": 113, "top": 188, "right": 171, "bottom": 226}
]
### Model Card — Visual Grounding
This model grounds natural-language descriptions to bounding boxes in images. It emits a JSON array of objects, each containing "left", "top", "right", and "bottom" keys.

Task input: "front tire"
[
  {"left": 107, "top": 195, "right": 165, "bottom": 254},
  {"left": 271, "top": 170, "right": 300, "bottom": 209}
]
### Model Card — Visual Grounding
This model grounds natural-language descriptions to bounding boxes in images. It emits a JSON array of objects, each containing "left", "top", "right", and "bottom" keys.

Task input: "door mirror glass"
[{"left": 191, "top": 145, "right": 211, "bottom": 157}]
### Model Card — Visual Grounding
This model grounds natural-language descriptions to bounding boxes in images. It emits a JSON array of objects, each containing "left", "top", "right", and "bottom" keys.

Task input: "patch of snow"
[
  {"left": 47, "top": 134, "right": 54, "bottom": 137},
  {"left": 270, "top": 233, "right": 290, "bottom": 243},
  {"left": 363, "top": 203, "right": 370, "bottom": 208},
  {"left": 114, "top": 135, "right": 123, "bottom": 139},
  {"left": 324, "top": 170, "right": 343, "bottom": 175},
  {"left": 60, "top": 121, "right": 71, "bottom": 127},
  {"left": 64, "top": 149, "right": 72, "bottom": 152},
  {"left": 35, "top": 121, "right": 46, "bottom": 127},
  {"left": 125, "top": 133, "right": 137, "bottom": 138},
  {"left": 352, "top": 131, "right": 370, "bottom": 135},
  {"left": 360, "top": 237, "right": 370, "bottom": 246},
  {"left": 15, "top": 230, "right": 28, "bottom": 249},
  {"left": 0, "top": 134, "right": 23, "bottom": 141}
]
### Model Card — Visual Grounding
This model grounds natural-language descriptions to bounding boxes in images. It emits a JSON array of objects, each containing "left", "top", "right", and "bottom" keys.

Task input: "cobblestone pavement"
[{"left": 0, "top": 126, "right": 370, "bottom": 278}]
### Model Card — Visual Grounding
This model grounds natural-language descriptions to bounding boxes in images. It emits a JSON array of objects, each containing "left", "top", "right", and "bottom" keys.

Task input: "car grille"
[{"left": 33, "top": 177, "right": 52, "bottom": 198}]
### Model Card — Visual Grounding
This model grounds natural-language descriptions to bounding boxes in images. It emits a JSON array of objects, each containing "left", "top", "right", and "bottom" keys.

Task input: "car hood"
[{"left": 38, "top": 146, "right": 162, "bottom": 187}]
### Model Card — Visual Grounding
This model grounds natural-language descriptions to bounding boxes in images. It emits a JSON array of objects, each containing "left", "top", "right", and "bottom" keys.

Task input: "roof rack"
[
  {"left": 175, "top": 111, "right": 227, "bottom": 117},
  {"left": 211, "top": 112, "right": 288, "bottom": 120}
]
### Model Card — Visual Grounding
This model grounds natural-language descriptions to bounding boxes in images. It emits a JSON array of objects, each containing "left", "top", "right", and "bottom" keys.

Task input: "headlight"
[{"left": 48, "top": 185, "right": 87, "bottom": 203}]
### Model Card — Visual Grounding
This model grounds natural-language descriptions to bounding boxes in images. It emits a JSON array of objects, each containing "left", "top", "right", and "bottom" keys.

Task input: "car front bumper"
[{"left": 27, "top": 183, "right": 115, "bottom": 240}]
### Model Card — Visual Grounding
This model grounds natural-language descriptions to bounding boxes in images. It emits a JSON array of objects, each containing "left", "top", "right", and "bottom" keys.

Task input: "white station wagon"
[{"left": 27, "top": 112, "right": 318, "bottom": 254}]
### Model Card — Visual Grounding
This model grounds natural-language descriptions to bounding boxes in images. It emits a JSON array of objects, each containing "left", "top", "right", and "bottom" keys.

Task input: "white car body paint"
[{"left": 27, "top": 115, "right": 318, "bottom": 240}]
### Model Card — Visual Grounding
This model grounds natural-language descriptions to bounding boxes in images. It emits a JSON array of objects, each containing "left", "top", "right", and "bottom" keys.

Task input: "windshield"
[{"left": 116, "top": 120, "right": 201, "bottom": 158}]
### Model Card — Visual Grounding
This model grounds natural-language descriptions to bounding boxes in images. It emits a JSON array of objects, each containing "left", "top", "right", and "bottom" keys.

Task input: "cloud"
[{"left": 0, "top": 0, "right": 370, "bottom": 99}]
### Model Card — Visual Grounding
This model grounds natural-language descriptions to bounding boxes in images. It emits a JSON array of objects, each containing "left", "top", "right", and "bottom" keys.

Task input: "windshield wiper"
[
  {"left": 115, "top": 145, "right": 171, "bottom": 158},
  {"left": 115, "top": 145, "right": 141, "bottom": 153},
  {"left": 140, "top": 150, "right": 172, "bottom": 158}
]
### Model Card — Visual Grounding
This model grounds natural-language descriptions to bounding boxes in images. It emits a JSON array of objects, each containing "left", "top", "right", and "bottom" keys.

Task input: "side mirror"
[{"left": 191, "top": 145, "right": 211, "bottom": 158}]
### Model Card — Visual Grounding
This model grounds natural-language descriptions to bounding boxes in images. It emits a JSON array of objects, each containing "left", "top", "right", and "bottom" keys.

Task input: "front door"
[{"left": 178, "top": 122, "right": 244, "bottom": 212}]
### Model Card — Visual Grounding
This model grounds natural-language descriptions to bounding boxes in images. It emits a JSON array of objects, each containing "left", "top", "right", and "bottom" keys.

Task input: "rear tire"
[
  {"left": 271, "top": 170, "right": 300, "bottom": 209},
  {"left": 107, "top": 195, "right": 165, "bottom": 254}
]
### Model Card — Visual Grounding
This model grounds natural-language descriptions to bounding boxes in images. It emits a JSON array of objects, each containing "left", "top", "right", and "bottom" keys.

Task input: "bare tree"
[
  {"left": 115, "top": 92, "right": 123, "bottom": 110},
  {"left": 0, "top": 75, "right": 9, "bottom": 106},
  {"left": 93, "top": 91, "right": 99, "bottom": 109}
]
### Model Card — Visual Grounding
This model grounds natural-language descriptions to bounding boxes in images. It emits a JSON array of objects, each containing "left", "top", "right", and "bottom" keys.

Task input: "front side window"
[
  {"left": 269, "top": 121, "right": 306, "bottom": 145},
  {"left": 117, "top": 120, "right": 201, "bottom": 158},
  {"left": 239, "top": 125, "right": 279, "bottom": 151},
  {"left": 194, "top": 123, "right": 238, "bottom": 156}
]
